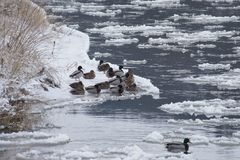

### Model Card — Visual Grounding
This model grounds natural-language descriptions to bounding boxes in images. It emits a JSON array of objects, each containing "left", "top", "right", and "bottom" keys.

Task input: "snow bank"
[
  {"left": 0, "top": 131, "right": 70, "bottom": 147},
  {"left": 179, "top": 69, "right": 240, "bottom": 90},
  {"left": 198, "top": 63, "right": 231, "bottom": 70},
  {"left": 159, "top": 99, "right": 240, "bottom": 117}
]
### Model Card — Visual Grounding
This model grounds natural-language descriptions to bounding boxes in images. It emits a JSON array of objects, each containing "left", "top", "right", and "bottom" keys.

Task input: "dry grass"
[{"left": 0, "top": 0, "right": 51, "bottom": 81}]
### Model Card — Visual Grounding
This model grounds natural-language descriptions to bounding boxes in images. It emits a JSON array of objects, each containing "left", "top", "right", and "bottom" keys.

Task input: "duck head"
[
  {"left": 119, "top": 65, "right": 123, "bottom": 70},
  {"left": 78, "top": 66, "right": 83, "bottom": 70},
  {"left": 108, "top": 67, "right": 113, "bottom": 72},
  {"left": 99, "top": 60, "right": 104, "bottom": 65},
  {"left": 183, "top": 138, "right": 190, "bottom": 144}
]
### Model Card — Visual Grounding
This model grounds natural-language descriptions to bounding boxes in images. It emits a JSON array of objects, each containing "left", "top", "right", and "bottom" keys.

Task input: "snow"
[
  {"left": 159, "top": 99, "right": 240, "bottom": 117},
  {"left": 198, "top": 63, "right": 231, "bottom": 70},
  {"left": 0, "top": 131, "right": 70, "bottom": 147}
]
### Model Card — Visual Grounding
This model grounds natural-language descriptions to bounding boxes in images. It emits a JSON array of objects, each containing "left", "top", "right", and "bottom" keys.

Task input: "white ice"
[
  {"left": 159, "top": 99, "right": 240, "bottom": 117},
  {"left": 198, "top": 63, "right": 231, "bottom": 70}
]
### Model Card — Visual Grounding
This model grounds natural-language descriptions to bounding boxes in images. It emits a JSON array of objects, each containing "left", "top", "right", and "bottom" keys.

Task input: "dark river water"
[{"left": 2, "top": 0, "right": 240, "bottom": 159}]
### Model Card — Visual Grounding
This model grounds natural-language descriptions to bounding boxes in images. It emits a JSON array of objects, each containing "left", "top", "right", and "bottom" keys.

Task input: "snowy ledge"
[{"left": 27, "top": 25, "right": 159, "bottom": 108}]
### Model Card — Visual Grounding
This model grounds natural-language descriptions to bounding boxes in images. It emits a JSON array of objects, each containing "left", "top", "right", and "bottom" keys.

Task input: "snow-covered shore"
[{"left": 23, "top": 25, "right": 159, "bottom": 109}]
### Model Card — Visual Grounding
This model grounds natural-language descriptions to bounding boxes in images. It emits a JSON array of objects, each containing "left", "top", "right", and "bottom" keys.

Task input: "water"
[{"left": 2, "top": 0, "right": 240, "bottom": 159}]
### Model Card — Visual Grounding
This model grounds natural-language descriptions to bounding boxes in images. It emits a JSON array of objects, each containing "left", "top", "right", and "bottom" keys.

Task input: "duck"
[
  {"left": 98, "top": 60, "right": 110, "bottom": 72},
  {"left": 69, "top": 81, "right": 85, "bottom": 95},
  {"left": 69, "top": 66, "right": 83, "bottom": 80},
  {"left": 126, "top": 83, "right": 137, "bottom": 92},
  {"left": 166, "top": 138, "right": 191, "bottom": 154},
  {"left": 124, "top": 69, "right": 135, "bottom": 85},
  {"left": 96, "top": 81, "right": 110, "bottom": 89},
  {"left": 106, "top": 67, "right": 115, "bottom": 78},
  {"left": 83, "top": 70, "right": 96, "bottom": 79},
  {"left": 85, "top": 84, "right": 101, "bottom": 94},
  {"left": 110, "top": 84, "right": 124, "bottom": 95},
  {"left": 109, "top": 75, "right": 124, "bottom": 86},
  {"left": 114, "top": 65, "right": 124, "bottom": 77}
]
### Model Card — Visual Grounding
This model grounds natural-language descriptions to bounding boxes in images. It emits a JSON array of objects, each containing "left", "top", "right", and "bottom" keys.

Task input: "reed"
[{"left": 0, "top": 0, "right": 50, "bottom": 81}]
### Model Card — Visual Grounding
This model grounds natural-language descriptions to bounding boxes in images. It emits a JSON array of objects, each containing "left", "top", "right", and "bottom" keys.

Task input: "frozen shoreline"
[{"left": 26, "top": 25, "right": 160, "bottom": 109}]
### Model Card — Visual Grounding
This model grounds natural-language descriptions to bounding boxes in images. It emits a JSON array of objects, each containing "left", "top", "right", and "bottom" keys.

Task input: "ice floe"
[
  {"left": 159, "top": 99, "right": 240, "bottom": 117},
  {"left": 87, "top": 25, "right": 176, "bottom": 38},
  {"left": 179, "top": 68, "right": 240, "bottom": 90},
  {"left": 143, "top": 131, "right": 164, "bottom": 143},
  {"left": 0, "top": 131, "right": 70, "bottom": 147},
  {"left": 131, "top": 0, "right": 184, "bottom": 8},
  {"left": 51, "top": 6, "right": 79, "bottom": 14},
  {"left": 105, "top": 38, "right": 139, "bottom": 46},
  {"left": 93, "top": 52, "right": 112, "bottom": 58},
  {"left": 169, "top": 14, "right": 239, "bottom": 24},
  {"left": 143, "top": 131, "right": 210, "bottom": 145},
  {"left": 123, "top": 59, "right": 147, "bottom": 65},
  {"left": 198, "top": 63, "right": 231, "bottom": 70}
]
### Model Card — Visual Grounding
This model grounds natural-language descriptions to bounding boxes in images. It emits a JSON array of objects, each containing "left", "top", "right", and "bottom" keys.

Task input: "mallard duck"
[
  {"left": 98, "top": 60, "right": 110, "bottom": 72},
  {"left": 166, "top": 138, "right": 191, "bottom": 154},
  {"left": 114, "top": 65, "right": 124, "bottom": 77},
  {"left": 83, "top": 70, "right": 96, "bottom": 79},
  {"left": 106, "top": 67, "right": 115, "bottom": 78},
  {"left": 85, "top": 84, "right": 101, "bottom": 94},
  {"left": 69, "top": 81, "right": 85, "bottom": 95},
  {"left": 96, "top": 81, "right": 110, "bottom": 89},
  {"left": 69, "top": 66, "right": 83, "bottom": 80},
  {"left": 110, "top": 84, "right": 124, "bottom": 95},
  {"left": 126, "top": 83, "right": 137, "bottom": 92},
  {"left": 109, "top": 75, "right": 124, "bottom": 86}
]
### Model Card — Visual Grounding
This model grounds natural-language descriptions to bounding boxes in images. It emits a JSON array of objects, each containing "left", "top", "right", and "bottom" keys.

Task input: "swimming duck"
[
  {"left": 98, "top": 60, "right": 110, "bottom": 72},
  {"left": 109, "top": 75, "right": 124, "bottom": 86},
  {"left": 106, "top": 67, "right": 115, "bottom": 78},
  {"left": 83, "top": 70, "right": 96, "bottom": 79},
  {"left": 96, "top": 81, "right": 110, "bottom": 89},
  {"left": 69, "top": 66, "right": 83, "bottom": 80},
  {"left": 69, "top": 81, "right": 85, "bottom": 95},
  {"left": 166, "top": 138, "right": 190, "bottom": 154},
  {"left": 114, "top": 65, "right": 124, "bottom": 77},
  {"left": 110, "top": 84, "right": 124, "bottom": 95},
  {"left": 85, "top": 84, "right": 101, "bottom": 94}
]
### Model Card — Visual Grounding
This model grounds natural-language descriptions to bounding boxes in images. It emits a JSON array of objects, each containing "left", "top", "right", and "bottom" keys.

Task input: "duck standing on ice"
[
  {"left": 166, "top": 138, "right": 191, "bottom": 154},
  {"left": 98, "top": 60, "right": 110, "bottom": 72},
  {"left": 114, "top": 65, "right": 124, "bottom": 77},
  {"left": 83, "top": 70, "right": 96, "bottom": 79},
  {"left": 85, "top": 84, "right": 101, "bottom": 95},
  {"left": 69, "top": 81, "right": 85, "bottom": 95},
  {"left": 69, "top": 66, "right": 83, "bottom": 80}
]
